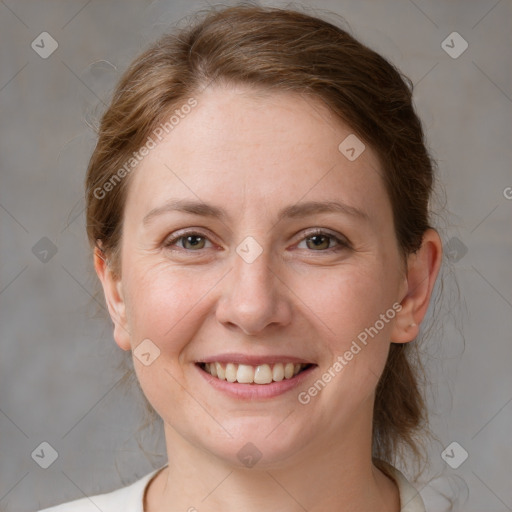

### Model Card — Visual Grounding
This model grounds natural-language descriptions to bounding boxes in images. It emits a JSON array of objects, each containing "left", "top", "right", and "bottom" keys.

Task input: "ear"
[
  {"left": 391, "top": 228, "right": 443, "bottom": 343},
  {"left": 93, "top": 246, "right": 131, "bottom": 351}
]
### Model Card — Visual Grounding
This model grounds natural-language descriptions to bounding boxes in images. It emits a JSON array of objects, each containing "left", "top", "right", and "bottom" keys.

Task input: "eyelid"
[
  {"left": 296, "top": 228, "right": 351, "bottom": 250},
  {"left": 163, "top": 228, "right": 215, "bottom": 249}
]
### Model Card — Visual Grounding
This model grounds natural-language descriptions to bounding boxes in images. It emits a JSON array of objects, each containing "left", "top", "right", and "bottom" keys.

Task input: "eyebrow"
[{"left": 142, "top": 198, "right": 369, "bottom": 226}]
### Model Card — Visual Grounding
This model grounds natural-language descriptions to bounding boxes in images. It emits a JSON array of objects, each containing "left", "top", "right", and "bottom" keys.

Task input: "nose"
[{"left": 215, "top": 242, "right": 293, "bottom": 336}]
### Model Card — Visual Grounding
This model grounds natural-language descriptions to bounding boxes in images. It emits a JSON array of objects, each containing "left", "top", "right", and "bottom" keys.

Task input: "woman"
[{"left": 39, "top": 4, "right": 442, "bottom": 511}]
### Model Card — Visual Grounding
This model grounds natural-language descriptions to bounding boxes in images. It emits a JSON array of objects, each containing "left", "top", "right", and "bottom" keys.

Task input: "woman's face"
[{"left": 105, "top": 85, "right": 413, "bottom": 467}]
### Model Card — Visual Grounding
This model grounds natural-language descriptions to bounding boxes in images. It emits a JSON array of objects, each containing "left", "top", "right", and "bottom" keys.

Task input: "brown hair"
[{"left": 86, "top": 4, "right": 439, "bottom": 475}]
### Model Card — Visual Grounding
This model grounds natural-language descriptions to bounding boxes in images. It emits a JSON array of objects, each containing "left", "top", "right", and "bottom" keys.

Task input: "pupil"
[
  {"left": 311, "top": 235, "right": 327, "bottom": 248},
  {"left": 187, "top": 236, "right": 201, "bottom": 246}
]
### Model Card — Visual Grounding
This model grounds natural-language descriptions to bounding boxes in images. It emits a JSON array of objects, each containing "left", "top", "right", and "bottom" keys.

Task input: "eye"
[
  {"left": 163, "top": 228, "right": 350, "bottom": 254},
  {"left": 163, "top": 231, "right": 213, "bottom": 251},
  {"left": 297, "top": 229, "right": 349, "bottom": 252}
]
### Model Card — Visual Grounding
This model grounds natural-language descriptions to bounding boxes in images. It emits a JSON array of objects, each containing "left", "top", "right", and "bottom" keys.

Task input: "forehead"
[{"left": 124, "top": 84, "right": 389, "bottom": 224}]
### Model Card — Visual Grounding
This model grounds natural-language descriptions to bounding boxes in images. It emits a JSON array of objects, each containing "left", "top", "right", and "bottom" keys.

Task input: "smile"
[{"left": 198, "top": 362, "right": 312, "bottom": 384}]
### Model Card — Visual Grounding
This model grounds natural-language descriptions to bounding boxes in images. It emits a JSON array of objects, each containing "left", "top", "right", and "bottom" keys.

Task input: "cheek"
[
  {"left": 122, "top": 263, "right": 213, "bottom": 423},
  {"left": 298, "top": 269, "right": 395, "bottom": 404},
  {"left": 293, "top": 263, "right": 396, "bottom": 346},
  {"left": 133, "top": 361, "right": 210, "bottom": 436},
  {"left": 122, "top": 261, "right": 222, "bottom": 348},
  {"left": 294, "top": 262, "right": 398, "bottom": 405}
]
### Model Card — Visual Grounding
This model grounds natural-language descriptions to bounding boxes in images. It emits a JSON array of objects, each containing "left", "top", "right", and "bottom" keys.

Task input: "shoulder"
[
  {"left": 37, "top": 467, "right": 165, "bottom": 512},
  {"left": 377, "top": 460, "right": 427, "bottom": 512}
]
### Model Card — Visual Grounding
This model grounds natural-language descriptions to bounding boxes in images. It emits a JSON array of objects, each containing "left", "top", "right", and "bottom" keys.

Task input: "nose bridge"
[
  {"left": 232, "top": 236, "right": 276, "bottom": 310},
  {"left": 216, "top": 233, "right": 291, "bottom": 334}
]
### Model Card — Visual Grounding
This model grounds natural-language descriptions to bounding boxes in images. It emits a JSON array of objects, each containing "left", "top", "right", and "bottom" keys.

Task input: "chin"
[{"left": 201, "top": 417, "right": 312, "bottom": 470}]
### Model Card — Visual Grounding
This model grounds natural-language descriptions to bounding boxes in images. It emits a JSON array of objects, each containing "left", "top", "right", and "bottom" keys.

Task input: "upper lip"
[{"left": 196, "top": 353, "right": 315, "bottom": 365}]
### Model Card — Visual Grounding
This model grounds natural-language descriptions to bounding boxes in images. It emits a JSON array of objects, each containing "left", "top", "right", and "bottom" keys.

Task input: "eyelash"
[{"left": 163, "top": 228, "right": 350, "bottom": 254}]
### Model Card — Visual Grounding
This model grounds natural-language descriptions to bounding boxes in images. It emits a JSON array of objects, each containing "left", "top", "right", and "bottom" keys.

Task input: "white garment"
[{"left": 38, "top": 463, "right": 426, "bottom": 512}]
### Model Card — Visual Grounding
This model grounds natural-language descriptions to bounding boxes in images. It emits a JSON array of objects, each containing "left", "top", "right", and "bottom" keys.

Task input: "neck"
[{"left": 145, "top": 403, "right": 400, "bottom": 512}]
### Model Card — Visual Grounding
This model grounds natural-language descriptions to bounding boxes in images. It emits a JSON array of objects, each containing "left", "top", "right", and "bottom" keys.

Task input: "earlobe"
[
  {"left": 93, "top": 246, "right": 131, "bottom": 351},
  {"left": 391, "top": 229, "right": 443, "bottom": 344}
]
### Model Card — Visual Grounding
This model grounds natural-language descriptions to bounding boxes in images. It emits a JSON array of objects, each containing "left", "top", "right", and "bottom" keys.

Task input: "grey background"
[{"left": 1, "top": 0, "right": 511, "bottom": 510}]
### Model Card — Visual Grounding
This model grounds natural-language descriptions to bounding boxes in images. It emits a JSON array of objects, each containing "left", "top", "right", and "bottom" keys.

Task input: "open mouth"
[{"left": 197, "top": 361, "right": 315, "bottom": 385}]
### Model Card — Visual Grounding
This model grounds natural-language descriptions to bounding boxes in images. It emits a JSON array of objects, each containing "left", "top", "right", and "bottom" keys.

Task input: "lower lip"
[{"left": 196, "top": 363, "right": 317, "bottom": 400}]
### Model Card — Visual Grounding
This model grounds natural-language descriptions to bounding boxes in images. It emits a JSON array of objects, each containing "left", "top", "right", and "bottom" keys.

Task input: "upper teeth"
[{"left": 203, "top": 362, "right": 307, "bottom": 384}]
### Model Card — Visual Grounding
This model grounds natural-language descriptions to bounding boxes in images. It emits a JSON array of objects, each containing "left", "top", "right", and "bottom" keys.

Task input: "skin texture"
[{"left": 95, "top": 84, "right": 442, "bottom": 511}]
